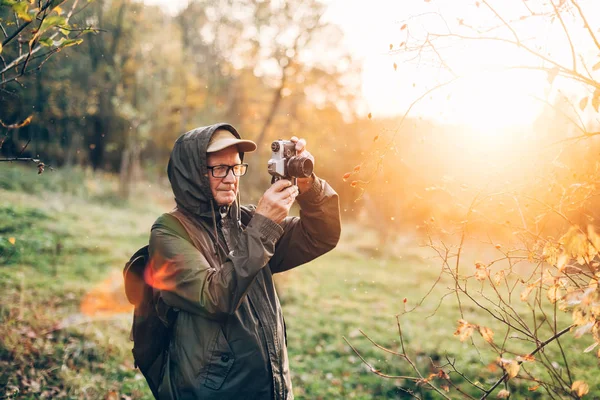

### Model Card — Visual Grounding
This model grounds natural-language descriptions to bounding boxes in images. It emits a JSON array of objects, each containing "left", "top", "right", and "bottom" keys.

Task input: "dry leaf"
[
  {"left": 454, "top": 319, "right": 475, "bottom": 342},
  {"left": 479, "top": 326, "right": 494, "bottom": 343},
  {"left": 516, "top": 354, "right": 535, "bottom": 363},
  {"left": 505, "top": 361, "right": 520, "bottom": 379},
  {"left": 475, "top": 262, "right": 489, "bottom": 281},
  {"left": 497, "top": 389, "right": 510, "bottom": 398},
  {"left": 571, "top": 380, "right": 589, "bottom": 397},
  {"left": 493, "top": 271, "right": 504, "bottom": 286},
  {"left": 583, "top": 342, "right": 598, "bottom": 353},
  {"left": 547, "top": 285, "right": 562, "bottom": 303},
  {"left": 580, "top": 97, "right": 589, "bottom": 111},
  {"left": 0, "top": 115, "right": 33, "bottom": 129},
  {"left": 520, "top": 284, "right": 534, "bottom": 302}
]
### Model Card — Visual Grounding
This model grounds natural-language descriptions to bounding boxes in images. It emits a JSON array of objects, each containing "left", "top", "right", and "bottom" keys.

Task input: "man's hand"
[
  {"left": 255, "top": 179, "right": 299, "bottom": 224},
  {"left": 290, "top": 136, "right": 315, "bottom": 193}
]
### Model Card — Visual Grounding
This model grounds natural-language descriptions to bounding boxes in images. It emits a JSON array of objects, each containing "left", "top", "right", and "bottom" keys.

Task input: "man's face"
[{"left": 207, "top": 146, "right": 242, "bottom": 207}]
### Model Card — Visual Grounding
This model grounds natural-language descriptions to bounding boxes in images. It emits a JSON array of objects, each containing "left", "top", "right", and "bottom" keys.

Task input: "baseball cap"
[{"left": 207, "top": 129, "right": 257, "bottom": 153}]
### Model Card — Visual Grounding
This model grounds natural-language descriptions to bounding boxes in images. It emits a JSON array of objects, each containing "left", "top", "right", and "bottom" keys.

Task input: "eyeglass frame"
[{"left": 206, "top": 163, "right": 249, "bottom": 178}]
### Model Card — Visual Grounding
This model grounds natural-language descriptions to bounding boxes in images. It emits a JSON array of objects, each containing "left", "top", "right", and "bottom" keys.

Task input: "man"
[{"left": 148, "top": 123, "right": 341, "bottom": 399}]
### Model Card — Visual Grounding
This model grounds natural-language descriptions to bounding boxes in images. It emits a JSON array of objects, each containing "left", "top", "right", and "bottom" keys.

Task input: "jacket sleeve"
[
  {"left": 148, "top": 213, "right": 284, "bottom": 318},
  {"left": 268, "top": 175, "right": 341, "bottom": 274}
]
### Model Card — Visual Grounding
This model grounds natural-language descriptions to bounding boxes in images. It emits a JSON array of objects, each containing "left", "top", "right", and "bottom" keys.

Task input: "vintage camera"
[{"left": 267, "top": 140, "right": 313, "bottom": 184}]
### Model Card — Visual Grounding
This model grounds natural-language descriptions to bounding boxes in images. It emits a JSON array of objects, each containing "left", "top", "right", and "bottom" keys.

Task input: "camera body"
[{"left": 267, "top": 140, "right": 313, "bottom": 183}]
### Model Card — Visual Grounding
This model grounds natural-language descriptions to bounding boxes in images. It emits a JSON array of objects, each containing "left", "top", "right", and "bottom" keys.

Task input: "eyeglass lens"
[{"left": 211, "top": 164, "right": 247, "bottom": 177}]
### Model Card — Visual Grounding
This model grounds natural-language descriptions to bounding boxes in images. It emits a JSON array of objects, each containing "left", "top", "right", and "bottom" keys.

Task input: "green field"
[{"left": 1, "top": 166, "right": 598, "bottom": 399}]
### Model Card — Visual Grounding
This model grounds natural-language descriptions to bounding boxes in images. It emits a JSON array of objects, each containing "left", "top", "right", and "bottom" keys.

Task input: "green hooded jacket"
[{"left": 148, "top": 123, "right": 341, "bottom": 399}]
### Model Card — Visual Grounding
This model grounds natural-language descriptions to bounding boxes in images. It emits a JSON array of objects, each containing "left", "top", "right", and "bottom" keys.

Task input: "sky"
[{"left": 140, "top": 0, "right": 600, "bottom": 132}]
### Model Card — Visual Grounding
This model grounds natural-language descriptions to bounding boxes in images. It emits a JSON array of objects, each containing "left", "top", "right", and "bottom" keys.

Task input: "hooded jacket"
[{"left": 148, "top": 123, "right": 341, "bottom": 399}]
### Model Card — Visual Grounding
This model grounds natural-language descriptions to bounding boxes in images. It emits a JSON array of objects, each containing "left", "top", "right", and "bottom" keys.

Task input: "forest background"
[{"left": 2, "top": 0, "right": 600, "bottom": 399}]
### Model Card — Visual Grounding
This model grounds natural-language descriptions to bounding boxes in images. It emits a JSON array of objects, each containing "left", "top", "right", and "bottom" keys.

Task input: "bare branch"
[
  {"left": 549, "top": 0, "right": 577, "bottom": 72},
  {"left": 479, "top": 324, "right": 574, "bottom": 399},
  {"left": 570, "top": 0, "right": 600, "bottom": 51}
]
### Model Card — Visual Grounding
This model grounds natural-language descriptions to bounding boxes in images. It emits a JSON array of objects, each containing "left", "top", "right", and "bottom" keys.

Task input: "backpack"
[{"left": 123, "top": 245, "right": 177, "bottom": 399}]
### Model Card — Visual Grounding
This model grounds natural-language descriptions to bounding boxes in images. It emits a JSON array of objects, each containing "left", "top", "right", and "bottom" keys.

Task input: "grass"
[{"left": 1, "top": 165, "right": 599, "bottom": 399}]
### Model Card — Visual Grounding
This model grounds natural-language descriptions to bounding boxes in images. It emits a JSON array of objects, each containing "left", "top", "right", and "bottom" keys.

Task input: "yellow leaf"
[
  {"left": 580, "top": 97, "right": 589, "bottom": 111},
  {"left": 572, "top": 309, "right": 587, "bottom": 325},
  {"left": 0, "top": 42, "right": 2, "bottom": 55},
  {"left": 574, "top": 322, "right": 594, "bottom": 338},
  {"left": 520, "top": 284, "right": 534, "bottom": 302},
  {"left": 556, "top": 253, "right": 569, "bottom": 272},
  {"left": 454, "top": 319, "right": 474, "bottom": 342},
  {"left": 8, "top": 237, "right": 16, "bottom": 245},
  {"left": 0, "top": 115, "right": 33, "bottom": 129},
  {"left": 547, "top": 285, "right": 562, "bottom": 303},
  {"left": 505, "top": 360, "right": 520, "bottom": 379},
  {"left": 528, "top": 384, "right": 540, "bottom": 391},
  {"left": 479, "top": 326, "right": 494, "bottom": 343},
  {"left": 475, "top": 262, "right": 489, "bottom": 281},
  {"left": 542, "top": 241, "right": 559, "bottom": 266},
  {"left": 571, "top": 380, "right": 589, "bottom": 397},
  {"left": 497, "top": 389, "right": 510, "bottom": 398},
  {"left": 583, "top": 342, "right": 598, "bottom": 353},
  {"left": 516, "top": 354, "right": 535, "bottom": 362},
  {"left": 493, "top": 271, "right": 504, "bottom": 286},
  {"left": 560, "top": 227, "right": 588, "bottom": 264}
]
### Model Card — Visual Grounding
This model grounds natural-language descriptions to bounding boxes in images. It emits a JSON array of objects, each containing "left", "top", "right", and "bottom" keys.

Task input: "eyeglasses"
[{"left": 207, "top": 163, "right": 248, "bottom": 178}]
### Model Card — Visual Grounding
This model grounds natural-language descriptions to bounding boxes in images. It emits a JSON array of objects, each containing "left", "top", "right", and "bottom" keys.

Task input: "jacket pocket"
[{"left": 203, "top": 326, "right": 235, "bottom": 390}]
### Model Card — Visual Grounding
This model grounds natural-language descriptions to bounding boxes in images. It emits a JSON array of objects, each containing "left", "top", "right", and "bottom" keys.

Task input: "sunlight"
[{"left": 440, "top": 70, "right": 546, "bottom": 134}]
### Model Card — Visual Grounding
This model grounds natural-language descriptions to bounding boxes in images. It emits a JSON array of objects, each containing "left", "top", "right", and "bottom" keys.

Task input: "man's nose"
[{"left": 222, "top": 168, "right": 237, "bottom": 182}]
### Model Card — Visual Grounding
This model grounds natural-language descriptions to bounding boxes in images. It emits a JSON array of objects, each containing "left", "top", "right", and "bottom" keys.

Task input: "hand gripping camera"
[{"left": 267, "top": 140, "right": 313, "bottom": 184}]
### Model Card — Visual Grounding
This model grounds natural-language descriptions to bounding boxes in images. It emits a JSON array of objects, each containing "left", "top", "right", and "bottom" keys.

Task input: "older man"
[{"left": 148, "top": 123, "right": 341, "bottom": 399}]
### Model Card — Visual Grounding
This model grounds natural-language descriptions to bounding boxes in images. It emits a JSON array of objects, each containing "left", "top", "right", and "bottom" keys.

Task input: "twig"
[
  {"left": 479, "top": 324, "right": 574, "bottom": 399},
  {"left": 342, "top": 336, "right": 418, "bottom": 380},
  {"left": 570, "top": 0, "right": 600, "bottom": 51}
]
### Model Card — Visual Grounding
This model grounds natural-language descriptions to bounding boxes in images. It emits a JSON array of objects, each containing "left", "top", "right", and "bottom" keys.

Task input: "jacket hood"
[{"left": 167, "top": 123, "right": 244, "bottom": 218}]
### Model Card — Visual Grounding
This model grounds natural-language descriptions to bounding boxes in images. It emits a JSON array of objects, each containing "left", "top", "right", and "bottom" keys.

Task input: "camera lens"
[
  {"left": 271, "top": 142, "right": 280, "bottom": 152},
  {"left": 287, "top": 156, "right": 313, "bottom": 178}
]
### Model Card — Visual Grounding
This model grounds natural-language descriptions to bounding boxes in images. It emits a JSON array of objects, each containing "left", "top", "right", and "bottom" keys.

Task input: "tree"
[
  {"left": 0, "top": 0, "right": 91, "bottom": 170},
  {"left": 345, "top": 1, "right": 600, "bottom": 398}
]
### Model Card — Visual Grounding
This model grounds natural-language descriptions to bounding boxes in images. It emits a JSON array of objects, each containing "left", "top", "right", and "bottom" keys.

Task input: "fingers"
[
  {"left": 283, "top": 184, "right": 299, "bottom": 200},
  {"left": 269, "top": 179, "right": 298, "bottom": 201},
  {"left": 290, "top": 136, "right": 306, "bottom": 153},
  {"left": 271, "top": 179, "right": 293, "bottom": 191},
  {"left": 256, "top": 179, "right": 298, "bottom": 224}
]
